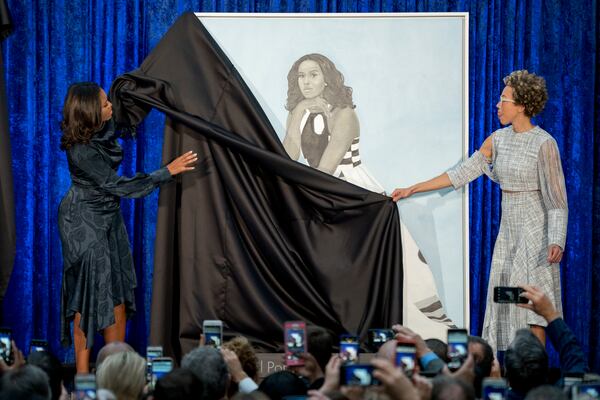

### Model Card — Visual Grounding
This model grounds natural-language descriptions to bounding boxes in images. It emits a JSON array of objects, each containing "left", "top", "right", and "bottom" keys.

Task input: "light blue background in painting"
[{"left": 199, "top": 15, "right": 467, "bottom": 327}]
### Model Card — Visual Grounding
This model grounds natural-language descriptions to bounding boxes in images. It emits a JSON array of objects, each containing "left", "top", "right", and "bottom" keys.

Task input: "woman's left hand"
[{"left": 547, "top": 244, "right": 563, "bottom": 263}]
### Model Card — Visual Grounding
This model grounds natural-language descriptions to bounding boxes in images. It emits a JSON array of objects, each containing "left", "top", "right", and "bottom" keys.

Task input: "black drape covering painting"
[{"left": 111, "top": 13, "right": 402, "bottom": 359}]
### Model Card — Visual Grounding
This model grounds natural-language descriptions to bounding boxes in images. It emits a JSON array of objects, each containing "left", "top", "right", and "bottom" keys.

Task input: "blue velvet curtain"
[{"left": 2, "top": 0, "right": 599, "bottom": 371}]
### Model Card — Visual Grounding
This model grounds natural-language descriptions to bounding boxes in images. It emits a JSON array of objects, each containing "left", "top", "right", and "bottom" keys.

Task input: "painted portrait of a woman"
[{"left": 282, "top": 53, "right": 384, "bottom": 194}]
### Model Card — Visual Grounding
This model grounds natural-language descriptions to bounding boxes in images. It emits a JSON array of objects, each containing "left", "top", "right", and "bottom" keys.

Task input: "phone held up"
[
  {"left": 0, "top": 327, "right": 12, "bottom": 365},
  {"left": 150, "top": 357, "right": 174, "bottom": 389},
  {"left": 284, "top": 321, "right": 306, "bottom": 367},
  {"left": 340, "top": 335, "right": 359, "bottom": 363},
  {"left": 29, "top": 339, "right": 49, "bottom": 354},
  {"left": 493, "top": 286, "right": 528, "bottom": 304},
  {"left": 203, "top": 320, "right": 223, "bottom": 349},
  {"left": 340, "top": 364, "right": 380, "bottom": 386},
  {"left": 367, "top": 328, "right": 394, "bottom": 351},
  {"left": 74, "top": 374, "right": 96, "bottom": 400},
  {"left": 481, "top": 377, "right": 507, "bottom": 400},
  {"left": 447, "top": 328, "right": 468, "bottom": 372},
  {"left": 395, "top": 339, "right": 417, "bottom": 378},
  {"left": 146, "top": 345, "right": 164, "bottom": 383}
]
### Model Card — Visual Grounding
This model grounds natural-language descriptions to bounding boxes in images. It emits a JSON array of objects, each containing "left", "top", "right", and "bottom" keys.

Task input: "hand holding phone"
[
  {"left": 284, "top": 321, "right": 306, "bottom": 366},
  {"left": 146, "top": 345, "right": 163, "bottom": 383},
  {"left": 447, "top": 328, "right": 468, "bottom": 372},
  {"left": 203, "top": 320, "right": 223, "bottom": 349},
  {"left": 151, "top": 357, "right": 174, "bottom": 388}
]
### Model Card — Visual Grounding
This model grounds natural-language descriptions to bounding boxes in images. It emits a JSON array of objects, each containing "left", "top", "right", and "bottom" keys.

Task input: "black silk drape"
[{"left": 111, "top": 13, "right": 403, "bottom": 359}]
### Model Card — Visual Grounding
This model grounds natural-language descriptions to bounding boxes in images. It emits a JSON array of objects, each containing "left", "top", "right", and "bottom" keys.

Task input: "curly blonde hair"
[
  {"left": 503, "top": 70, "right": 548, "bottom": 117},
  {"left": 223, "top": 336, "right": 259, "bottom": 380}
]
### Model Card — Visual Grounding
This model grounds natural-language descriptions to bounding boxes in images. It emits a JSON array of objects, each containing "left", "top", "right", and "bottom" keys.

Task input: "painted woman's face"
[
  {"left": 297, "top": 60, "right": 326, "bottom": 99},
  {"left": 99, "top": 89, "right": 113, "bottom": 122}
]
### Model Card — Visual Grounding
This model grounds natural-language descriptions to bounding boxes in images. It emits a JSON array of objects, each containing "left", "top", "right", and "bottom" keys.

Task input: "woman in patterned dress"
[
  {"left": 58, "top": 82, "right": 197, "bottom": 373},
  {"left": 391, "top": 70, "right": 568, "bottom": 354}
]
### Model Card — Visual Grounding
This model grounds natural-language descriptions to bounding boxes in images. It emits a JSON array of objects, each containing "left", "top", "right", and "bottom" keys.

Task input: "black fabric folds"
[{"left": 110, "top": 12, "right": 403, "bottom": 359}]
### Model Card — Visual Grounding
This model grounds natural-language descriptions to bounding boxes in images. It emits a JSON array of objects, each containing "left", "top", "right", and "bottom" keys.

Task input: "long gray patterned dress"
[
  {"left": 58, "top": 120, "right": 172, "bottom": 348},
  {"left": 447, "top": 125, "right": 568, "bottom": 352}
]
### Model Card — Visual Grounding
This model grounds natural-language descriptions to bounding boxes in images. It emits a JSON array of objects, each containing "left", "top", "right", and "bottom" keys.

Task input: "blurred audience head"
[
  {"left": 425, "top": 338, "right": 449, "bottom": 362},
  {"left": 307, "top": 326, "right": 334, "bottom": 373},
  {"left": 468, "top": 335, "right": 494, "bottom": 396},
  {"left": 431, "top": 375, "right": 475, "bottom": 400},
  {"left": 96, "top": 351, "right": 146, "bottom": 400},
  {"left": 231, "top": 391, "right": 271, "bottom": 400},
  {"left": 524, "top": 384, "right": 568, "bottom": 400},
  {"left": 223, "top": 336, "right": 259, "bottom": 380},
  {"left": 0, "top": 364, "right": 51, "bottom": 400},
  {"left": 505, "top": 329, "right": 548, "bottom": 394},
  {"left": 182, "top": 346, "right": 229, "bottom": 400},
  {"left": 258, "top": 370, "right": 307, "bottom": 399},
  {"left": 96, "top": 341, "right": 134, "bottom": 368},
  {"left": 27, "top": 350, "right": 64, "bottom": 400},
  {"left": 153, "top": 368, "right": 204, "bottom": 400}
]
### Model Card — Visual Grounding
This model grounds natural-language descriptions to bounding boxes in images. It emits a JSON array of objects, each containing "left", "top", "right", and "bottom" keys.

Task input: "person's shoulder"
[
  {"left": 531, "top": 126, "right": 557, "bottom": 147},
  {"left": 330, "top": 106, "right": 357, "bottom": 123},
  {"left": 492, "top": 126, "right": 513, "bottom": 137}
]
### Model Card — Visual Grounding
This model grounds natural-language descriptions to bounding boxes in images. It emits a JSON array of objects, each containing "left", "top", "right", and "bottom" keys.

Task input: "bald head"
[{"left": 96, "top": 341, "right": 135, "bottom": 367}]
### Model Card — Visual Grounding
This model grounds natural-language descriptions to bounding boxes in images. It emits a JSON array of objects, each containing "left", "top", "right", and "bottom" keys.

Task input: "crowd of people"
[{"left": 0, "top": 286, "right": 597, "bottom": 400}]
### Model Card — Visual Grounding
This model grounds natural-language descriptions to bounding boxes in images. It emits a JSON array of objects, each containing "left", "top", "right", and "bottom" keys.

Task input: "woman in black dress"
[{"left": 58, "top": 82, "right": 196, "bottom": 373}]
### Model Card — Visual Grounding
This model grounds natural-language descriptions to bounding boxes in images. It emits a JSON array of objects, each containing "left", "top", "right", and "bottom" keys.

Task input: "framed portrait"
[{"left": 196, "top": 12, "right": 469, "bottom": 335}]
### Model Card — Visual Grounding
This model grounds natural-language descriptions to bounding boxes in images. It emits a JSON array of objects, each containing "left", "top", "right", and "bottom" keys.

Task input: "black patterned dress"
[{"left": 58, "top": 120, "right": 172, "bottom": 348}]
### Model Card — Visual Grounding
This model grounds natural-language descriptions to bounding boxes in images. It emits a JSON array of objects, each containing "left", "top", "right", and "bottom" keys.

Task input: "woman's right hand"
[
  {"left": 391, "top": 187, "right": 414, "bottom": 202},
  {"left": 167, "top": 151, "right": 198, "bottom": 176}
]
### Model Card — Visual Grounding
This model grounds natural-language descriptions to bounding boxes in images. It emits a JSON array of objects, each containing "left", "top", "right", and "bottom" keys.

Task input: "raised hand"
[{"left": 167, "top": 151, "right": 198, "bottom": 176}]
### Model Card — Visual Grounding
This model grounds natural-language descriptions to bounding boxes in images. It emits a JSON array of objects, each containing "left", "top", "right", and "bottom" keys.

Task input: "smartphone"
[
  {"left": 395, "top": 340, "right": 417, "bottom": 377},
  {"left": 29, "top": 339, "right": 49, "bottom": 354},
  {"left": 0, "top": 327, "right": 12, "bottom": 365},
  {"left": 146, "top": 345, "right": 163, "bottom": 382},
  {"left": 340, "top": 335, "right": 359, "bottom": 363},
  {"left": 367, "top": 328, "right": 394, "bottom": 350},
  {"left": 340, "top": 364, "right": 380, "bottom": 386},
  {"left": 151, "top": 357, "right": 174, "bottom": 388},
  {"left": 74, "top": 374, "right": 96, "bottom": 400},
  {"left": 447, "top": 328, "right": 468, "bottom": 371},
  {"left": 203, "top": 320, "right": 223, "bottom": 349},
  {"left": 481, "top": 377, "right": 507, "bottom": 400},
  {"left": 284, "top": 321, "right": 306, "bottom": 366},
  {"left": 572, "top": 382, "right": 600, "bottom": 398},
  {"left": 563, "top": 372, "right": 583, "bottom": 392},
  {"left": 493, "top": 286, "right": 528, "bottom": 304}
]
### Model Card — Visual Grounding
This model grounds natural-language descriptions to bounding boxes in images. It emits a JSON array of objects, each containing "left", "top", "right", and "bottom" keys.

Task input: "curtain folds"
[{"left": 2, "top": 0, "right": 599, "bottom": 372}]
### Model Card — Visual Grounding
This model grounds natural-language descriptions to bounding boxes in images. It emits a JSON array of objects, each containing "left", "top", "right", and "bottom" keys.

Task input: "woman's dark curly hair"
[
  {"left": 503, "top": 70, "right": 548, "bottom": 117},
  {"left": 60, "top": 82, "right": 103, "bottom": 150},
  {"left": 285, "top": 53, "right": 355, "bottom": 111}
]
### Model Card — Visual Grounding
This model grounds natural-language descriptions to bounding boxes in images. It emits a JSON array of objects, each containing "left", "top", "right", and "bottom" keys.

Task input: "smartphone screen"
[
  {"left": 493, "top": 286, "right": 528, "bottom": 304},
  {"left": 74, "top": 374, "right": 96, "bottom": 400},
  {"left": 203, "top": 320, "right": 223, "bottom": 348},
  {"left": 146, "top": 345, "right": 163, "bottom": 382},
  {"left": 340, "top": 364, "right": 379, "bottom": 386},
  {"left": 572, "top": 383, "right": 600, "bottom": 398},
  {"left": 151, "top": 357, "right": 174, "bottom": 387},
  {"left": 284, "top": 321, "right": 306, "bottom": 366},
  {"left": 367, "top": 328, "right": 394, "bottom": 350},
  {"left": 447, "top": 328, "right": 468, "bottom": 371},
  {"left": 482, "top": 378, "right": 507, "bottom": 400},
  {"left": 29, "top": 339, "right": 49, "bottom": 354},
  {"left": 340, "top": 335, "right": 359, "bottom": 363},
  {"left": 395, "top": 342, "right": 416, "bottom": 377},
  {"left": 0, "top": 328, "right": 12, "bottom": 364}
]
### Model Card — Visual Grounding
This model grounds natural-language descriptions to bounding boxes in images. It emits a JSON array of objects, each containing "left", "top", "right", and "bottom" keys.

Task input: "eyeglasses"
[{"left": 499, "top": 96, "right": 516, "bottom": 104}]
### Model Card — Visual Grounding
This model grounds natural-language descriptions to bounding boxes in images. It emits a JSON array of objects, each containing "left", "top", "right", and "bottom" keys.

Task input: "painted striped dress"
[{"left": 447, "top": 125, "right": 568, "bottom": 352}]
